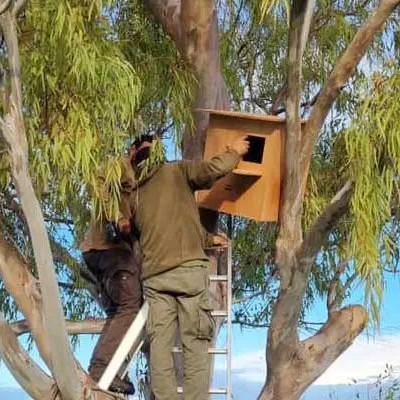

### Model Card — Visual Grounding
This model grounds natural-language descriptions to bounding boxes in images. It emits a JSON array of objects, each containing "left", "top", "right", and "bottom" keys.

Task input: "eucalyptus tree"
[{"left": 0, "top": 0, "right": 399, "bottom": 400}]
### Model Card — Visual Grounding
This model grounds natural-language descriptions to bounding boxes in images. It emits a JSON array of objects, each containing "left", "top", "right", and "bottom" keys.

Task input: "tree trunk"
[
  {"left": 143, "top": 0, "right": 231, "bottom": 390},
  {"left": 257, "top": 1, "right": 399, "bottom": 398}
]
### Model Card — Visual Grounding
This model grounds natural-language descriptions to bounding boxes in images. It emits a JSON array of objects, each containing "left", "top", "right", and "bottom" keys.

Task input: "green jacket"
[{"left": 130, "top": 149, "right": 240, "bottom": 280}]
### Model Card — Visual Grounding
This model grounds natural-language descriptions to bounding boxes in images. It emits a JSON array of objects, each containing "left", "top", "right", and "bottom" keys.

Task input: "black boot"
[{"left": 108, "top": 376, "right": 135, "bottom": 395}]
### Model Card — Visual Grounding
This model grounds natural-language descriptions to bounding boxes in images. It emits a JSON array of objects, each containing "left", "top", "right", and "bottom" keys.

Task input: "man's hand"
[
  {"left": 118, "top": 218, "right": 131, "bottom": 235},
  {"left": 229, "top": 135, "right": 250, "bottom": 156}
]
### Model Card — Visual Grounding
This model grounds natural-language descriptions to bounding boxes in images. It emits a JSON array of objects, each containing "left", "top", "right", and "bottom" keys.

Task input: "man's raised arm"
[{"left": 179, "top": 136, "right": 249, "bottom": 191}]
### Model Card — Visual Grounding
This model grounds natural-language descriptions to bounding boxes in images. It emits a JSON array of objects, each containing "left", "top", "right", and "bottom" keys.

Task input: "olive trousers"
[{"left": 143, "top": 265, "right": 215, "bottom": 400}]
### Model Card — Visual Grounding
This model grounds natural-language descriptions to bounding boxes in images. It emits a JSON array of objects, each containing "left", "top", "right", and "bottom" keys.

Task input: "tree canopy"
[{"left": 0, "top": 0, "right": 399, "bottom": 399}]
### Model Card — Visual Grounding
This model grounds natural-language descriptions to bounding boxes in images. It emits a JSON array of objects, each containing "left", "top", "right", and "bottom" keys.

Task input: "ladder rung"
[
  {"left": 209, "top": 274, "right": 228, "bottom": 282},
  {"left": 211, "top": 310, "right": 228, "bottom": 317},
  {"left": 210, "top": 388, "right": 228, "bottom": 394},
  {"left": 177, "top": 387, "right": 227, "bottom": 394},
  {"left": 172, "top": 346, "right": 227, "bottom": 355}
]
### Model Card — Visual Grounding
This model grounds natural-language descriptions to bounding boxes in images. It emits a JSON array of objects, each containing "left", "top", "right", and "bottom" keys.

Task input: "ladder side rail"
[
  {"left": 226, "top": 239, "right": 233, "bottom": 399},
  {"left": 98, "top": 301, "right": 149, "bottom": 391}
]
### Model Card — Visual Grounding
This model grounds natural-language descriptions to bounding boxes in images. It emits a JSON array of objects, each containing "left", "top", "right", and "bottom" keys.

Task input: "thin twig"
[
  {"left": 271, "top": 90, "right": 320, "bottom": 116},
  {"left": 327, "top": 259, "right": 348, "bottom": 314}
]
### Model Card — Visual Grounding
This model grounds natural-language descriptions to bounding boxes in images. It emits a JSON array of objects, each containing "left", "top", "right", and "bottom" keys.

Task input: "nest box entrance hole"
[{"left": 242, "top": 135, "right": 265, "bottom": 164}]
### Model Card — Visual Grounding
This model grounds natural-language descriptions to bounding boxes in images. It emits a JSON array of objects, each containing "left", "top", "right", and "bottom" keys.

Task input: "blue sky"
[{"left": 1, "top": 271, "right": 400, "bottom": 399}]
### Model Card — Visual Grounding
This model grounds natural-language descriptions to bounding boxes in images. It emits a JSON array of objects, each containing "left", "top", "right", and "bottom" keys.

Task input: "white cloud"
[
  {"left": 214, "top": 334, "right": 400, "bottom": 387},
  {"left": 214, "top": 349, "right": 266, "bottom": 383},
  {"left": 314, "top": 334, "right": 400, "bottom": 385}
]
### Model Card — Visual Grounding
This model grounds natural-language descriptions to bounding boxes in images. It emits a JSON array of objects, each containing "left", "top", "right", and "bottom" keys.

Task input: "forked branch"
[
  {"left": 299, "top": 180, "right": 353, "bottom": 263},
  {"left": 300, "top": 0, "right": 400, "bottom": 192}
]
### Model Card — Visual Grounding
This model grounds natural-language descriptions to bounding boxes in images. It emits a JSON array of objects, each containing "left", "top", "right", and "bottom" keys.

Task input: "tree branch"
[
  {"left": 12, "top": 0, "right": 27, "bottom": 17},
  {"left": 0, "top": 60, "right": 9, "bottom": 113},
  {"left": 300, "top": 0, "right": 400, "bottom": 193},
  {"left": 260, "top": 8, "right": 318, "bottom": 393},
  {"left": 0, "top": 312, "right": 57, "bottom": 400},
  {"left": 277, "top": 0, "right": 316, "bottom": 271},
  {"left": 298, "top": 305, "right": 367, "bottom": 393},
  {"left": 270, "top": 83, "right": 287, "bottom": 115},
  {"left": 0, "top": 231, "right": 53, "bottom": 366},
  {"left": 271, "top": 90, "right": 320, "bottom": 116},
  {"left": 328, "top": 271, "right": 357, "bottom": 314},
  {"left": 231, "top": 319, "right": 325, "bottom": 329},
  {"left": 0, "top": 9, "right": 82, "bottom": 399},
  {"left": 269, "top": 1, "right": 316, "bottom": 360},
  {"left": 0, "top": 0, "right": 11, "bottom": 15},
  {"left": 299, "top": 180, "right": 353, "bottom": 262},
  {"left": 143, "top": 0, "right": 182, "bottom": 49},
  {"left": 144, "top": 0, "right": 229, "bottom": 160},
  {"left": 2, "top": 191, "right": 74, "bottom": 225},
  {"left": 11, "top": 318, "right": 107, "bottom": 336}
]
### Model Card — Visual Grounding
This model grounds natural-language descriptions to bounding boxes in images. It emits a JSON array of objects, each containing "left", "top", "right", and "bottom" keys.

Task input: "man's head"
[{"left": 129, "top": 134, "right": 155, "bottom": 167}]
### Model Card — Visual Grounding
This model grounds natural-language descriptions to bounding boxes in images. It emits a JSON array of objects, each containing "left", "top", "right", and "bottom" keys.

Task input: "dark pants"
[{"left": 83, "top": 247, "right": 142, "bottom": 380}]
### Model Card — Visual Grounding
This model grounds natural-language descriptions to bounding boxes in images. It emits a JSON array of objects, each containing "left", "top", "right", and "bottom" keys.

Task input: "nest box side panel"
[{"left": 197, "top": 113, "right": 283, "bottom": 221}]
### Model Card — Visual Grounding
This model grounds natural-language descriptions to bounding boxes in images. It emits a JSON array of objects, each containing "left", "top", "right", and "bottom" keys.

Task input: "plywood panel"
[{"left": 197, "top": 111, "right": 285, "bottom": 221}]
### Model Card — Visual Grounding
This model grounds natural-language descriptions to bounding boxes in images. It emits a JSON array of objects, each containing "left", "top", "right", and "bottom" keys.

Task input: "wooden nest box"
[{"left": 197, "top": 109, "right": 288, "bottom": 222}]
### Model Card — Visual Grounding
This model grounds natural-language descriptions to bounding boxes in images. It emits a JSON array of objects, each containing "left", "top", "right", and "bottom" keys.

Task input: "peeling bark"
[
  {"left": 299, "top": 305, "right": 367, "bottom": 388},
  {"left": 180, "top": 0, "right": 229, "bottom": 159}
]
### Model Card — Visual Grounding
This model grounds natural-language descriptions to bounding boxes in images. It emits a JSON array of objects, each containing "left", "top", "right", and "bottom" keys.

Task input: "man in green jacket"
[{"left": 129, "top": 135, "right": 249, "bottom": 400}]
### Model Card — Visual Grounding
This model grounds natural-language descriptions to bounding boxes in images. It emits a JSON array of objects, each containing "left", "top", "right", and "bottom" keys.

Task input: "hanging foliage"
[{"left": 345, "top": 62, "right": 400, "bottom": 322}]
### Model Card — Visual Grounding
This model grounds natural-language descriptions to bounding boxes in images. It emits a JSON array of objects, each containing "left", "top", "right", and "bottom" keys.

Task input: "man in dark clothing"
[
  {"left": 80, "top": 151, "right": 141, "bottom": 395},
  {"left": 128, "top": 135, "right": 249, "bottom": 400}
]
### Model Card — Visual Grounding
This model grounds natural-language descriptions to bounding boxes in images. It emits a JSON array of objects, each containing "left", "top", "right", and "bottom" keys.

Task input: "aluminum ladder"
[
  {"left": 175, "top": 239, "right": 233, "bottom": 398},
  {"left": 98, "top": 240, "right": 233, "bottom": 399}
]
